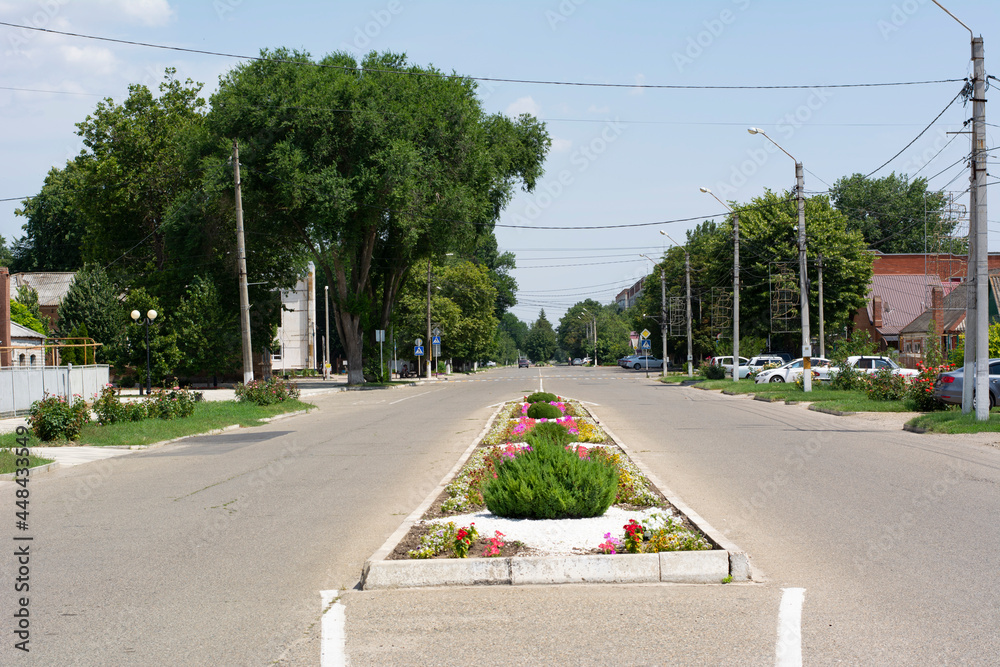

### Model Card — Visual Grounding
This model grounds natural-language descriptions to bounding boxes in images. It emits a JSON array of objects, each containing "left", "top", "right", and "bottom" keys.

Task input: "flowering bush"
[
  {"left": 482, "top": 531, "right": 505, "bottom": 557},
  {"left": 623, "top": 519, "right": 645, "bottom": 553},
  {"left": 408, "top": 522, "right": 458, "bottom": 559},
  {"left": 598, "top": 532, "right": 624, "bottom": 554},
  {"left": 906, "top": 362, "right": 951, "bottom": 412},
  {"left": 27, "top": 394, "right": 90, "bottom": 441},
  {"left": 865, "top": 367, "right": 909, "bottom": 401},
  {"left": 93, "top": 386, "right": 148, "bottom": 425},
  {"left": 146, "top": 387, "right": 199, "bottom": 419},
  {"left": 235, "top": 377, "right": 300, "bottom": 405},
  {"left": 93, "top": 385, "right": 199, "bottom": 424},
  {"left": 453, "top": 523, "right": 478, "bottom": 558},
  {"left": 606, "top": 513, "right": 712, "bottom": 554}
]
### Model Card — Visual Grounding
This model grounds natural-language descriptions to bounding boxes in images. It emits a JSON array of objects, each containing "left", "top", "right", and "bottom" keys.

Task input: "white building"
[{"left": 271, "top": 263, "right": 317, "bottom": 373}]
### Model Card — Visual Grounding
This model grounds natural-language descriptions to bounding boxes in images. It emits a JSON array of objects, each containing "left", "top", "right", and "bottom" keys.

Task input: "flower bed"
[{"left": 389, "top": 397, "right": 713, "bottom": 560}]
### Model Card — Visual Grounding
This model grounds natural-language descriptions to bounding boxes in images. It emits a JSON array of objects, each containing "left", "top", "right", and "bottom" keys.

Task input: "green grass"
[
  {"left": 906, "top": 409, "right": 1000, "bottom": 433},
  {"left": 0, "top": 449, "right": 54, "bottom": 474},
  {"left": 0, "top": 399, "right": 314, "bottom": 449},
  {"left": 693, "top": 379, "right": 914, "bottom": 412}
]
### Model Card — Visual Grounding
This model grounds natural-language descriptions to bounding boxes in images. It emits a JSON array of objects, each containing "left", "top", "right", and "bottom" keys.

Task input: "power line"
[{"left": 0, "top": 21, "right": 966, "bottom": 91}]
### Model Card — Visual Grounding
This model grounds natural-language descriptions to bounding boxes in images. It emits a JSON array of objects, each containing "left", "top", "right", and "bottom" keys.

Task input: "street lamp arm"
[{"left": 747, "top": 127, "right": 797, "bottom": 163}]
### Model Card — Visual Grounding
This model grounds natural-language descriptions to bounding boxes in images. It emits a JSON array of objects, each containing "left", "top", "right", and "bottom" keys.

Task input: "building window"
[
  {"left": 29, "top": 354, "right": 37, "bottom": 366},
  {"left": 18, "top": 354, "right": 26, "bottom": 366}
]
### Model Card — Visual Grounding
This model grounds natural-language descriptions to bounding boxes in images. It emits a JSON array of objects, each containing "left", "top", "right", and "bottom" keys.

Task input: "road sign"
[
  {"left": 415, "top": 338, "right": 423, "bottom": 346},
  {"left": 640, "top": 339, "right": 651, "bottom": 350},
  {"left": 431, "top": 335, "right": 441, "bottom": 345},
  {"left": 414, "top": 345, "right": 424, "bottom": 356},
  {"left": 641, "top": 329, "right": 651, "bottom": 339},
  {"left": 375, "top": 329, "right": 385, "bottom": 342},
  {"left": 432, "top": 327, "right": 441, "bottom": 337},
  {"left": 432, "top": 344, "right": 441, "bottom": 356}
]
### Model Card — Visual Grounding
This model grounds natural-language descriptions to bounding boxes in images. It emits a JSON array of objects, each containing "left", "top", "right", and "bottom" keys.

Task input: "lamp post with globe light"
[{"left": 131, "top": 309, "right": 158, "bottom": 395}]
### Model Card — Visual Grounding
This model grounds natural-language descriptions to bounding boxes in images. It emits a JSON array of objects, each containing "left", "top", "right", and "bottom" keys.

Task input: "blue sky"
[{"left": 1, "top": 0, "right": 996, "bottom": 325}]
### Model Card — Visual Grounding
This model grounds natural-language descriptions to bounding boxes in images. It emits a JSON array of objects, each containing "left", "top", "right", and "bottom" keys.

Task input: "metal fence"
[{"left": 0, "top": 365, "right": 110, "bottom": 418}]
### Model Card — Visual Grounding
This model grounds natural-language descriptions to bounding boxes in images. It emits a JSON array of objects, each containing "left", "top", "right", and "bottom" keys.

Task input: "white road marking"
[
  {"left": 775, "top": 587, "right": 805, "bottom": 667},
  {"left": 389, "top": 389, "right": 443, "bottom": 405},
  {"left": 321, "top": 590, "right": 346, "bottom": 667}
]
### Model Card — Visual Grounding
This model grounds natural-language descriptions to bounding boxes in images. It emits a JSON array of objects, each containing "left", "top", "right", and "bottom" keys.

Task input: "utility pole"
[
  {"left": 426, "top": 259, "right": 432, "bottom": 379},
  {"left": 795, "top": 161, "right": 812, "bottom": 392},
  {"left": 733, "top": 213, "right": 740, "bottom": 382},
  {"left": 324, "top": 284, "right": 330, "bottom": 380},
  {"left": 817, "top": 253, "right": 825, "bottom": 359},
  {"left": 232, "top": 140, "right": 253, "bottom": 384},
  {"left": 972, "top": 35, "right": 989, "bottom": 420},
  {"left": 685, "top": 250, "right": 693, "bottom": 377}
]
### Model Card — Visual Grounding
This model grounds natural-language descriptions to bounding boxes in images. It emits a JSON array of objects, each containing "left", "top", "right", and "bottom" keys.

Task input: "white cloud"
[
  {"left": 101, "top": 0, "right": 174, "bottom": 27},
  {"left": 551, "top": 138, "right": 573, "bottom": 153},
  {"left": 60, "top": 44, "right": 118, "bottom": 75},
  {"left": 506, "top": 96, "right": 540, "bottom": 118}
]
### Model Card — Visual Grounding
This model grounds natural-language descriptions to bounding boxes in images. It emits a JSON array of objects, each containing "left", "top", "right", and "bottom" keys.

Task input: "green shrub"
[
  {"left": 703, "top": 364, "right": 726, "bottom": 380},
  {"left": 235, "top": 377, "right": 301, "bottom": 405},
  {"left": 865, "top": 368, "right": 908, "bottom": 401},
  {"left": 484, "top": 431, "right": 618, "bottom": 519},
  {"left": 27, "top": 394, "right": 90, "bottom": 441},
  {"left": 146, "top": 387, "right": 199, "bottom": 419},
  {"left": 525, "top": 392, "right": 557, "bottom": 404},
  {"left": 526, "top": 401, "right": 561, "bottom": 419},
  {"left": 525, "top": 421, "right": 576, "bottom": 447},
  {"left": 829, "top": 364, "right": 864, "bottom": 391},
  {"left": 905, "top": 362, "right": 951, "bottom": 412}
]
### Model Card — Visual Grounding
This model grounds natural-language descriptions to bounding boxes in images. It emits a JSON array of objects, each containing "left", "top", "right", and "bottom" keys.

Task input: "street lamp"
[
  {"left": 130, "top": 308, "right": 158, "bottom": 395},
  {"left": 661, "top": 231, "right": 693, "bottom": 377},
  {"left": 748, "top": 127, "right": 812, "bottom": 392},
  {"left": 640, "top": 254, "right": 668, "bottom": 378},
  {"left": 701, "top": 187, "right": 740, "bottom": 382}
]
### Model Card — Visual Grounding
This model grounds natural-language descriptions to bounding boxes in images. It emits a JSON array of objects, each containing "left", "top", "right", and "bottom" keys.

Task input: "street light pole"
[
  {"left": 640, "top": 254, "right": 668, "bottom": 378},
  {"left": 701, "top": 187, "right": 739, "bottom": 382},
  {"left": 131, "top": 309, "right": 158, "bottom": 395},
  {"left": 748, "top": 127, "right": 812, "bottom": 392}
]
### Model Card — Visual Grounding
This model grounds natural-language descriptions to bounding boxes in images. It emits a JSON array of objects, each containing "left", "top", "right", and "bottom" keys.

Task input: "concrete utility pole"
[
  {"left": 661, "top": 267, "right": 667, "bottom": 376},
  {"left": 818, "top": 253, "right": 825, "bottom": 359},
  {"left": 972, "top": 35, "right": 989, "bottom": 420},
  {"left": 426, "top": 260, "right": 432, "bottom": 380},
  {"left": 324, "top": 284, "right": 330, "bottom": 379},
  {"left": 232, "top": 140, "right": 254, "bottom": 384},
  {"left": 685, "top": 250, "right": 693, "bottom": 377}
]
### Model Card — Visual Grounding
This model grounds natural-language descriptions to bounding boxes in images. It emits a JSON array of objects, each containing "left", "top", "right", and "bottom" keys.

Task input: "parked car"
[
  {"left": 571, "top": 358, "right": 583, "bottom": 366},
  {"left": 711, "top": 356, "right": 749, "bottom": 370},
  {"left": 829, "top": 356, "right": 919, "bottom": 379},
  {"left": 736, "top": 356, "right": 786, "bottom": 379},
  {"left": 485, "top": 361, "right": 497, "bottom": 367},
  {"left": 754, "top": 357, "right": 832, "bottom": 384},
  {"left": 518, "top": 358, "right": 530, "bottom": 368},
  {"left": 625, "top": 355, "right": 665, "bottom": 370},
  {"left": 933, "top": 359, "right": 1000, "bottom": 409},
  {"left": 618, "top": 354, "right": 639, "bottom": 368}
]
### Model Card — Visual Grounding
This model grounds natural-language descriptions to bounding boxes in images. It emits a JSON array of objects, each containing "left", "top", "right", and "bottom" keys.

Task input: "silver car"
[{"left": 933, "top": 359, "right": 1000, "bottom": 409}]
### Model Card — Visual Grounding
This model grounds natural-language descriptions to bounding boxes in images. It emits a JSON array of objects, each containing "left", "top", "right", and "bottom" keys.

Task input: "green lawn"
[
  {"left": 1, "top": 399, "right": 314, "bottom": 448},
  {"left": 691, "top": 378, "right": 913, "bottom": 412},
  {"left": 0, "top": 449, "right": 54, "bottom": 474},
  {"left": 906, "top": 409, "right": 1000, "bottom": 433}
]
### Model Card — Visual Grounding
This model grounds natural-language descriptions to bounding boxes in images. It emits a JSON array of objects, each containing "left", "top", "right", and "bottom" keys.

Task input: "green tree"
[
  {"left": 207, "top": 49, "right": 549, "bottom": 384},
  {"left": 56, "top": 264, "right": 125, "bottom": 364},
  {"left": 830, "top": 173, "right": 956, "bottom": 254},
  {"left": 0, "top": 235, "right": 13, "bottom": 268},
  {"left": 122, "top": 289, "right": 181, "bottom": 387},
  {"left": 558, "top": 299, "right": 604, "bottom": 359},
  {"left": 11, "top": 301, "right": 46, "bottom": 336},
  {"left": 498, "top": 313, "right": 529, "bottom": 353},
  {"left": 525, "top": 310, "right": 558, "bottom": 362},
  {"left": 11, "top": 160, "right": 88, "bottom": 271},
  {"left": 436, "top": 260, "right": 499, "bottom": 364},
  {"left": 172, "top": 276, "right": 240, "bottom": 378}
]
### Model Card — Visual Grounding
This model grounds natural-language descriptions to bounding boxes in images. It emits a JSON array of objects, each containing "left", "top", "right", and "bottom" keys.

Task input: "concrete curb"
[
  {"left": 361, "top": 400, "right": 750, "bottom": 589},
  {"left": 0, "top": 461, "right": 60, "bottom": 482},
  {"left": 808, "top": 404, "right": 856, "bottom": 417},
  {"left": 902, "top": 423, "right": 928, "bottom": 434},
  {"left": 753, "top": 395, "right": 783, "bottom": 403},
  {"left": 122, "top": 405, "right": 313, "bottom": 451}
]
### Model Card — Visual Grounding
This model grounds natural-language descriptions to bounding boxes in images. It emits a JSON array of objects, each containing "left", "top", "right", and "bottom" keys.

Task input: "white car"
[
  {"left": 737, "top": 356, "right": 786, "bottom": 379},
  {"left": 754, "top": 357, "right": 832, "bottom": 384},
  {"left": 829, "top": 356, "right": 919, "bottom": 379},
  {"left": 712, "top": 356, "right": 749, "bottom": 374}
]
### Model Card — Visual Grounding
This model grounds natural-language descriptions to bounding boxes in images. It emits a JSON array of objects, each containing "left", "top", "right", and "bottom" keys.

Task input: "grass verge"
[
  {"left": 906, "top": 409, "right": 1000, "bottom": 433},
  {"left": 692, "top": 379, "right": 913, "bottom": 412},
  {"left": 0, "top": 399, "right": 314, "bottom": 449},
  {"left": 0, "top": 449, "right": 54, "bottom": 474}
]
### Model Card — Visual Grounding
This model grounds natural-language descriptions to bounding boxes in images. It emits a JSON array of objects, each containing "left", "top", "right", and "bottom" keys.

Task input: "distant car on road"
[
  {"left": 624, "top": 355, "right": 664, "bottom": 370},
  {"left": 934, "top": 359, "right": 1000, "bottom": 409},
  {"left": 571, "top": 358, "right": 583, "bottom": 366},
  {"left": 518, "top": 358, "right": 530, "bottom": 368},
  {"left": 484, "top": 361, "right": 496, "bottom": 367},
  {"left": 754, "top": 357, "right": 832, "bottom": 384}
]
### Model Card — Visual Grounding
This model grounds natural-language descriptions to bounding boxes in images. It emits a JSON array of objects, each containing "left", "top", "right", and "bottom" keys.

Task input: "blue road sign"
[
  {"left": 414, "top": 346, "right": 424, "bottom": 356},
  {"left": 431, "top": 335, "right": 441, "bottom": 345},
  {"left": 640, "top": 339, "right": 651, "bottom": 350}
]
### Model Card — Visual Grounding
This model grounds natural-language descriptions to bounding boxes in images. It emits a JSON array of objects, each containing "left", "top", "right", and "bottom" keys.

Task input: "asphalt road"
[{"left": 2, "top": 365, "right": 998, "bottom": 665}]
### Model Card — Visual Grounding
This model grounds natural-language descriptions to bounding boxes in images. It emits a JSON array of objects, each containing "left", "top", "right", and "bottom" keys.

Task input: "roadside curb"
[
  {"left": 753, "top": 395, "right": 783, "bottom": 403},
  {"left": 361, "top": 400, "right": 751, "bottom": 590},
  {"left": 0, "top": 461, "right": 60, "bottom": 482},
  {"left": 122, "top": 406, "right": 314, "bottom": 451},
  {"left": 902, "top": 423, "right": 928, "bottom": 434},
  {"left": 808, "top": 404, "right": 856, "bottom": 417}
]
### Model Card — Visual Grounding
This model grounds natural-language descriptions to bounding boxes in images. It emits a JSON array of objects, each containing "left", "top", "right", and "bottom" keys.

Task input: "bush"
[
  {"left": 702, "top": 364, "right": 726, "bottom": 380},
  {"left": 93, "top": 386, "right": 147, "bottom": 425},
  {"left": 27, "top": 394, "right": 90, "bottom": 441},
  {"left": 484, "top": 429, "right": 618, "bottom": 519},
  {"left": 526, "top": 401, "right": 562, "bottom": 419},
  {"left": 829, "top": 364, "right": 865, "bottom": 391},
  {"left": 118, "top": 375, "right": 136, "bottom": 388},
  {"left": 146, "top": 387, "right": 199, "bottom": 419},
  {"left": 525, "top": 392, "right": 557, "bottom": 404},
  {"left": 906, "top": 362, "right": 952, "bottom": 412},
  {"left": 235, "top": 376, "right": 300, "bottom": 405},
  {"left": 525, "top": 421, "right": 576, "bottom": 447},
  {"left": 865, "top": 368, "right": 909, "bottom": 401}
]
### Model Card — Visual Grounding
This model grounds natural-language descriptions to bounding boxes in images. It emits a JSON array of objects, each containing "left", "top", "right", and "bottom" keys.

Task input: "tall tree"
[
  {"left": 207, "top": 49, "right": 549, "bottom": 384},
  {"left": 11, "top": 160, "right": 88, "bottom": 271},
  {"left": 525, "top": 309, "right": 558, "bottom": 362},
  {"left": 830, "top": 173, "right": 956, "bottom": 254},
  {"left": 56, "top": 264, "right": 124, "bottom": 364}
]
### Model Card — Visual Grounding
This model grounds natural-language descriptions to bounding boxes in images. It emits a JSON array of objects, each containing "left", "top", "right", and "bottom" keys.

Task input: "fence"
[{"left": 0, "top": 365, "right": 110, "bottom": 418}]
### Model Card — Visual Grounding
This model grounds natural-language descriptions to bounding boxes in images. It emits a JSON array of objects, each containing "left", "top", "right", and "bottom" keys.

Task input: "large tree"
[
  {"left": 55, "top": 264, "right": 124, "bottom": 364},
  {"left": 11, "top": 160, "right": 88, "bottom": 272},
  {"left": 830, "top": 173, "right": 957, "bottom": 254},
  {"left": 207, "top": 49, "right": 549, "bottom": 384},
  {"left": 525, "top": 309, "right": 558, "bottom": 363}
]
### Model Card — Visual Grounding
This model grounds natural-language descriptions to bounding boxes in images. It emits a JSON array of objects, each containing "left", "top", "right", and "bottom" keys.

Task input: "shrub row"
[{"left": 235, "top": 377, "right": 300, "bottom": 405}]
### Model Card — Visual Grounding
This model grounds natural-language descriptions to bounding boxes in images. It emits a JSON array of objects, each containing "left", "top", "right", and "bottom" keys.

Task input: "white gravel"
[{"left": 428, "top": 506, "right": 673, "bottom": 556}]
